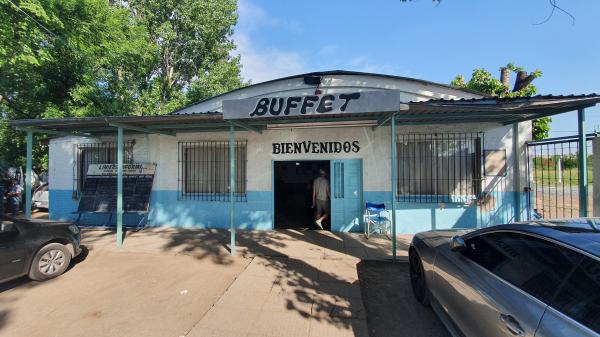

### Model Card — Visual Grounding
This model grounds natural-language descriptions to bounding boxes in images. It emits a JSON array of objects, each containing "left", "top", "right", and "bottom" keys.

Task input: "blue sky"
[{"left": 233, "top": 0, "right": 600, "bottom": 137}]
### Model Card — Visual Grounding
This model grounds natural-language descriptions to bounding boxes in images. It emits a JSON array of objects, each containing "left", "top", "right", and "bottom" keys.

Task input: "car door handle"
[{"left": 500, "top": 314, "right": 525, "bottom": 336}]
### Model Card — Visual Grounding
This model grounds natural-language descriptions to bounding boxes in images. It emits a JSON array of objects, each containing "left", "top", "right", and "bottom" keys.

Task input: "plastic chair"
[{"left": 364, "top": 202, "right": 392, "bottom": 240}]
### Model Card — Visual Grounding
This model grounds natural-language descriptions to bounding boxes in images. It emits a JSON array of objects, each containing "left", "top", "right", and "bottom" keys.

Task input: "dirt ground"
[
  {"left": 357, "top": 261, "right": 450, "bottom": 337},
  {"left": 0, "top": 245, "right": 250, "bottom": 337}
]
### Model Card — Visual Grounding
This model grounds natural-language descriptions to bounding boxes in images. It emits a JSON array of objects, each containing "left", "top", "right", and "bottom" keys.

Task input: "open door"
[{"left": 330, "top": 159, "right": 363, "bottom": 232}]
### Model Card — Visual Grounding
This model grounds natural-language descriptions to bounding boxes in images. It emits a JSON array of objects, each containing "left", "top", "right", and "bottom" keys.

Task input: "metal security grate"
[
  {"left": 178, "top": 141, "right": 247, "bottom": 201},
  {"left": 526, "top": 135, "right": 594, "bottom": 219},
  {"left": 73, "top": 141, "right": 134, "bottom": 198},
  {"left": 397, "top": 133, "right": 483, "bottom": 203}
]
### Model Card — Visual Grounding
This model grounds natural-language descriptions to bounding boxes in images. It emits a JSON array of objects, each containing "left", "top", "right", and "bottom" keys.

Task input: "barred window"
[
  {"left": 178, "top": 141, "right": 247, "bottom": 201},
  {"left": 73, "top": 141, "right": 134, "bottom": 198},
  {"left": 397, "top": 133, "right": 483, "bottom": 203}
]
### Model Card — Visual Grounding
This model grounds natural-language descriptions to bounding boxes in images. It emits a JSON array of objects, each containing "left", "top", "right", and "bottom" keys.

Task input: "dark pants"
[{"left": 7, "top": 197, "right": 20, "bottom": 214}]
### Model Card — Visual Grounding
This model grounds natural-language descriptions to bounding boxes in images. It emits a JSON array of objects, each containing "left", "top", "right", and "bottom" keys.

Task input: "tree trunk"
[
  {"left": 513, "top": 70, "right": 536, "bottom": 92},
  {"left": 500, "top": 67, "right": 511, "bottom": 91}
]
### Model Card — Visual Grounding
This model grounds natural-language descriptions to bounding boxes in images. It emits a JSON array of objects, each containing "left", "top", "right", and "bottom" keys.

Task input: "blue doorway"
[{"left": 330, "top": 159, "right": 363, "bottom": 232}]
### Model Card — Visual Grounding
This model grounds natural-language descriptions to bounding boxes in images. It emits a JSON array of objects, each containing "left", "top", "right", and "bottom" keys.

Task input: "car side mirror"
[{"left": 449, "top": 235, "right": 466, "bottom": 252}]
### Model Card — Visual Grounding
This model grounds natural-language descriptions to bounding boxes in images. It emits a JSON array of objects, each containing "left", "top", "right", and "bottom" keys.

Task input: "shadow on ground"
[
  {"left": 152, "top": 228, "right": 414, "bottom": 336},
  {"left": 357, "top": 260, "right": 450, "bottom": 337},
  {"left": 0, "top": 245, "right": 89, "bottom": 331}
]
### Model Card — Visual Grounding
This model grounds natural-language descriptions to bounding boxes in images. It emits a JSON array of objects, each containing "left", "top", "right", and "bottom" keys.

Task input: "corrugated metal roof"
[
  {"left": 8, "top": 94, "right": 600, "bottom": 134},
  {"left": 411, "top": 93, "right": 598, "bottom": 102}
]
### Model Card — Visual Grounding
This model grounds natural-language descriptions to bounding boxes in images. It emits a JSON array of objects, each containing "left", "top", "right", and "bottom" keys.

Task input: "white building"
[{"left": 13, "top": 71, "right": 600, "bottom": 235}]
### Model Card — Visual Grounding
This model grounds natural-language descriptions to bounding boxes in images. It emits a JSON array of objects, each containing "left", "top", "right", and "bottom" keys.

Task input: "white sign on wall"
[
  {"left": 87, "top": 163, "right": 156, "bottom": 176},
  {"left": 222, "top": 90, "right": 401, "bottom": 120}
]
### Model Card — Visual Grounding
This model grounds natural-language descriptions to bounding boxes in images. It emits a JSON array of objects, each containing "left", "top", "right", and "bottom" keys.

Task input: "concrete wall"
[{"left": 48, "top": 121, "right": 531, "bottom": 233}]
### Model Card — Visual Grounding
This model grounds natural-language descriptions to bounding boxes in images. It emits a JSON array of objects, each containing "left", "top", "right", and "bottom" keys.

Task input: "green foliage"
[
  {"left": 452, "top": 63, "right": 550, "bottom": 141},
  {"left": 0, "top": 0, "right": 245, "bottom": 171},
  {"left": 452, "top": 68, "right": 506, "bottom": 97},
  {"left": 562, "top": 155, "right": 578, "bottom": 169},
  {"left": 532, "top": 116, "right": 551, "bottom": 141},
  {"left": 129, "top": 0, "right": 246, "bottom": 115}
]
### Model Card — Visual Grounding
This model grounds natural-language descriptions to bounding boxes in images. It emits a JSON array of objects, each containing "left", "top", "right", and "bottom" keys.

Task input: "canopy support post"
[
  {"left": 25, "top": 130, "right": 33, "bottom": 220},
  {"left": 513, "top": 123, "right": 521, "bottom": 222},
  {"left": 391, "top": 113, "right": 397, "bottom": 262},
  {"left": 117, "top": 127, "right": 124, "bottom": 247},
  {"left": 578, "top": 108, "right": 588, "bottom": 217},
  {"left": 229, "top": 123, "right": 236, "bottom": 256}
]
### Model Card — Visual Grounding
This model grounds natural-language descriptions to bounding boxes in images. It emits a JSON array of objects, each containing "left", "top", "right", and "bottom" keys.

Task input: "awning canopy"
[
  {"left": 402, "top": 94, "right": 600, "bottom": 125},
  {"left": 8, "top": 94, "right": 600, "bottom": 135}
]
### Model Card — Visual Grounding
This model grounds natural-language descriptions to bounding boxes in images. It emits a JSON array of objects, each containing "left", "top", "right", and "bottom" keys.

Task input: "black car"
[{"left": 0, "top": 217, "right": 81, "bottom": 282}]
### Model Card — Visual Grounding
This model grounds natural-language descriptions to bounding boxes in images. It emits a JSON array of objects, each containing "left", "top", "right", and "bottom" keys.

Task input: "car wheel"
[
  {"left": 28, "top": 243, "right": 72, "bottom": 281},
  {"left": 409, "top": 249, "right": 430, "bottom": 306}
]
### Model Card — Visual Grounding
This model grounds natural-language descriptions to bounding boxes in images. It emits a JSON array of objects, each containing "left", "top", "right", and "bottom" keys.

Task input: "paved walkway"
[{"left": 85, "top": 228, "right": 412, "bottom": 337}]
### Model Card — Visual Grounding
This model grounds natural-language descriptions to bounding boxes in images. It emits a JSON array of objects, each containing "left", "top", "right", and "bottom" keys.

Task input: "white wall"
[{"left": 47, "top": 120, "right": 529, "bottom": 195}]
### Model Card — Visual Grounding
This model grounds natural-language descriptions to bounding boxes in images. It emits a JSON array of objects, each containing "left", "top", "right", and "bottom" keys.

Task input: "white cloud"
[
  {"left": 234, "top": 33, "right": 305, "bottom": 84},
  {"left": 233, "top": 1, "right": 407, "bottom": 84},
  {"left": 237, "top": 0, "right": 302, "bottom": 33},
  {"left": 234, "top": 0, "right": 306, "bottom": 83}
]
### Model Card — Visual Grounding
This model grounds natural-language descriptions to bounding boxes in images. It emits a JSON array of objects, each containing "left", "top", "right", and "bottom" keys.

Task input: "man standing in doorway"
[{"left": 312, "top": 169, "right": 330, "bottom": 230}]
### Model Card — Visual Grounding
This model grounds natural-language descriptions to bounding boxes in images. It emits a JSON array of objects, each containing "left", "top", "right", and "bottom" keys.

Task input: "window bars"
[
  {"left": 396, "top": 133, "right": 483, "bottom": 203},
  {"left": 178, "top": 140, "right": 247, "bottom": 201},
  {"left": 73, "top": 141, "right": 134, "bottom": 198}
]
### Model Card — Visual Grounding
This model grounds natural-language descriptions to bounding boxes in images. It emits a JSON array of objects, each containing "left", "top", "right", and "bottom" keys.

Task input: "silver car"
[
  {"left": 32, "top": 183, "right": 48, "bottom": 209},
  {"left": 409, "top": 219, "right": 600, "bottom": 337}
]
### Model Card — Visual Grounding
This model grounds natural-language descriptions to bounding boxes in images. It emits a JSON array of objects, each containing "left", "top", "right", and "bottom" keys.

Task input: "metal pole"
[
  {"left": 391, "top": 114, "right": 397, "bottom": 262},
  {"left": 229, "top": 123, "right": 236, "bottom": 256},
  {"left": 117, "top": 127, "right": 124, "bottom": 247},
  {"left": 25, "top": 130, "right": 33, "bottom": 220},
  {"left": 578, "top": 109, "right": 588, "bottom": 217},
  {"left": 513, "top": 123, "right": 521, "bottom": 222}
]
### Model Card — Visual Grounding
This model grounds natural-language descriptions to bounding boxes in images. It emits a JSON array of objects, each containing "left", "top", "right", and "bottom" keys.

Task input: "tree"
[
  {"left": 0, "top": 0, "right": 245, "bottom": 171},
  {"left": 451, "top": 64, "right": 551, "bottom": 140},
  {"left": 1, "top": 0, "right": 155, "bottom": 171},
  {"left": 128, "top": 0, "right": 246, "bottom": 115}
]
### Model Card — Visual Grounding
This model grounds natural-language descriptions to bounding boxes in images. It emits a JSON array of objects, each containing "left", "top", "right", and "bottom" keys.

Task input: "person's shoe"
[{"left": 315, "top": 219, "right": 323, "bottom": 230}]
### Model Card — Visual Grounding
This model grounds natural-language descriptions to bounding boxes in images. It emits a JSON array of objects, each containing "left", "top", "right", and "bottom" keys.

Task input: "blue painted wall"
[
  {"left": 50, "top": 188, "right": 529, "bottom": 233},
  {"left": 49, "top": 189, "right": 274, "bottom": 230},
  {"left": 364, "top": 191, "right": 530, "bottom": 234},
  {"left": 147, "top": 191, "right": 273, "bottom": 230}
]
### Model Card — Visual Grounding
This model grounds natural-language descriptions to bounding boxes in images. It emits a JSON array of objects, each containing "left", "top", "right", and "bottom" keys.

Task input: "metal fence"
[{"left": 526, "top": 135, "right": 594, "bottom": 219}]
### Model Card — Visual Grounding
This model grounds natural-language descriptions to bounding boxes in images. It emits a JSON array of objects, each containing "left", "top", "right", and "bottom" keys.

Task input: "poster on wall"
[
  {"left": 87, "top": 163, "right": 156, "bottom": 176},
  {"left": 78, "top": 163, "right": 156, "bottom": 213}
]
